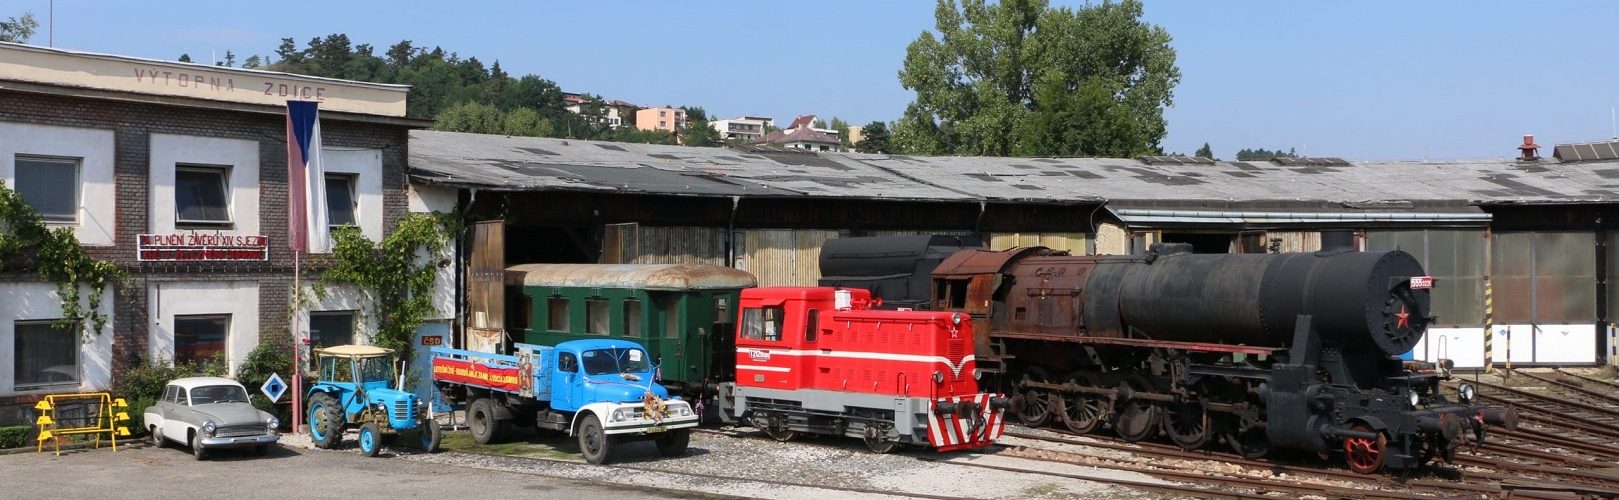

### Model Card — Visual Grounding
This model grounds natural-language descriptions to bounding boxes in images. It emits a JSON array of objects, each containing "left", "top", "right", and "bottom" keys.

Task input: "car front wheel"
[
  {"left": 191, "top": 432, "right": 208, "bottom": 461},
  {"left": 150, "top": 426, "right": 164, "bottom": 448}
]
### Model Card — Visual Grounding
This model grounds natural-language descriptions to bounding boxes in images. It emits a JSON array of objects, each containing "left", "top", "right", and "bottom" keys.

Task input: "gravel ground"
[{"left": 282, "top": 422, "right": 1162, "bottom": 499}]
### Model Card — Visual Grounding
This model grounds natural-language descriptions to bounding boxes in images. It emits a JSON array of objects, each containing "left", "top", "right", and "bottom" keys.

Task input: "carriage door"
[{"left": 651, "top": 293, "right": 685, "bottom": 383}]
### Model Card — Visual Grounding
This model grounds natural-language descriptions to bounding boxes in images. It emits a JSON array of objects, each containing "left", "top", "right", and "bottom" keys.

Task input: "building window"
[
  {"left": 309, "top": 311, "right": 356, "bottom": 347},
  {"left": 659, "top": 120, "right": 667, "bottom": 128},
  {"left": 623, "top": 298, "right": 643, "bottom": 337},
  {"left": 13, "top": 155, "right": 81, "bottom": 223},
  {"left": 14, "top": 320, "right": 79, "bottom": 388},
  {"left": 326, "top": 174, "right": 357, "bottom": 227},
  {"left": 175, "top": 165, "right": 232, "bottom": 227},
  {"left": 547, "top": 297, "right": 570, "bottom": 332},
  {"left": 1492, "top": 231, "right": 1596, "bottom": 323},
  {"left": 659, "top": 110, "right": 667, "bottom": 117},
  {"left": 174, "top": 314, "right": 229, "bottom": 365},
  {"left": 586, "top": 297, "right": 610, "bottom": 335}
]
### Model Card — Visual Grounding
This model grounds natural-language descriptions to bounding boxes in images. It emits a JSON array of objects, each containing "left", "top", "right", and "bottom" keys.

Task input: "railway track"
[{"left": 1457, "top": 377, "right": 1619, "bottom": 444}]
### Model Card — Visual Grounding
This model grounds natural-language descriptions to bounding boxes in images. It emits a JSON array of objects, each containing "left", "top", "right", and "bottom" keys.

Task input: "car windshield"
[
  {"left": 189, "top": 385, "right": 249, "bottom": 405},
  {"left": 358, "top": 357, "right": 394, "bottom": 383},
  {"left": 581, "top": 347, "right": 650, "bottom": 376}
]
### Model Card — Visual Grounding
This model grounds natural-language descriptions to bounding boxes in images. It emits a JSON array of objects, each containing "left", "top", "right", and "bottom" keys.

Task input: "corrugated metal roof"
[
  {"left": 410, "top": 130, "right": 1619, "bottom": 207},
  {"left": 505, "top": 263, "right": 758, "bottom": 291}
]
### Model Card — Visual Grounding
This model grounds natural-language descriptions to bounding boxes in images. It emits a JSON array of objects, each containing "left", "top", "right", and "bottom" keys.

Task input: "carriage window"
[
  {"left": 741, "top": 307, "right": 785, "bottom": 341},
  {"left": 547, "top": 297, "right": 569, "bottom": 332},
  {"left": 804, "top": 309, "right": 819, "bottom": 342},
  {"left": 714, "top": 297, "right": 731, "bottom": 324},
  {"left": 623, "top": 299, "right": 643, "bottom": 337},
  {"left": 585, "top": 297, "right": 610, "bottom": 335}
]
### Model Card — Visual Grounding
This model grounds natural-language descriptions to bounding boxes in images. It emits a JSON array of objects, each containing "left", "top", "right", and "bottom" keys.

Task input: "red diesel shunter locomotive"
[{"left": 721, "top": 287, "right": 1009, "bottom": 453}]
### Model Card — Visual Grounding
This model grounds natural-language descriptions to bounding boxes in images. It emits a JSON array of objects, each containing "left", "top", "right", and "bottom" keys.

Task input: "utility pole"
[{"left": 48, "top": 0, "right": 54, "bottom": 47}]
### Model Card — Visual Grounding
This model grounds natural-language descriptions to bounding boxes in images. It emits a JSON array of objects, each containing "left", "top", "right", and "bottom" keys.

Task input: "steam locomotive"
[{"left": 818, "top": 232, "right": 1516, "bottom": 473}]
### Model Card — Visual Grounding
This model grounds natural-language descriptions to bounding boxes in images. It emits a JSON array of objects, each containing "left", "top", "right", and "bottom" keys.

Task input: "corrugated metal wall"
[
  {"left": 736, "top": 229, "right": 841, "bottom": 286},
  {"left": 633, "top": 226, "right": 726, "bottom": 265},
  {"left": 988, "top": 232, "right": 1091, "bottom": 254}
]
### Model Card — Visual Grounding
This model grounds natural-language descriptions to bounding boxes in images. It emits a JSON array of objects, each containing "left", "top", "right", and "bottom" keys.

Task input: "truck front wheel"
[
  {"left": 655, "top": 428, "right": 690, "bottom": 457},
  {"left": 469, "top": 398, "right": 508, "bottom": 445},
  {"left": 578, "top": 414, "right": 611, "bottom": 465}
]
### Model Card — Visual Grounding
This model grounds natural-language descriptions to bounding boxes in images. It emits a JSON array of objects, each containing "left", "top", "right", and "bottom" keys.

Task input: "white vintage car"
[{"left": 144, "top": 377, "right": 280, "bottom": 459}]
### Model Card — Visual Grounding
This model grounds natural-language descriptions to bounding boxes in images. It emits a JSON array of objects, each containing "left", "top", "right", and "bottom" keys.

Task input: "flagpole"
[{"left": 292, "top": 247, "right": 302, "bottom": 435}]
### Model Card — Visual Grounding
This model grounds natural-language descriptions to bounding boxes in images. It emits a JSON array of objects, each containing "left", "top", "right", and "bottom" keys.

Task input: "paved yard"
[{"left": 0, "top": 441, "right": 690, "bottom": 499}]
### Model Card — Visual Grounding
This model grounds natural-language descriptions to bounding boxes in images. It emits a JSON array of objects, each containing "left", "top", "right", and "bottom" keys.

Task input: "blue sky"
[{"left": 8, "top": 0, "right": 1619, "bottom": 160}]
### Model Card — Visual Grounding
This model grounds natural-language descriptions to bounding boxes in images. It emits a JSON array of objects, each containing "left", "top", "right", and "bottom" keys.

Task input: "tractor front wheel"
[
  {"left": 419, "top": 416, "right": 443, "bottom": 452},
  {"left": 578, "top": 414, "right": 611, "bottom": 465},
  {"left": 358, "top": 423, "right": 382, "bottom": 458},
  {"left": 307, "top": 392, "right": 344, "bottom": 449}
]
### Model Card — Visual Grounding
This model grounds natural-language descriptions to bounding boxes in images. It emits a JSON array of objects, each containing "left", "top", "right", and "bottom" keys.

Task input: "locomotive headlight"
[
  {"left": 951, "top": 313, "right": 962, "bottom": 325},
  {"left": 1408, "top": 390, "right": 1421, "bottom": 408},
  {"left": 972, "top": 368, "right": 983, "bottom": 381},
  {"left": 933, "top": 371, "right": 945, "bottom": 383},
  {"left": 1458, "top": 383, "right": 1477, "bottom": 403}
]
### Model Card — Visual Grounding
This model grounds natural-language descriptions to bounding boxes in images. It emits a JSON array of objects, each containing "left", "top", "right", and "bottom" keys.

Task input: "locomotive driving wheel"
[
  {"left": 1110, "top": 375, "right": 1160, "bottom": 442},
  {"left": 1344, "top": 423, "right": 1388, "bottom": 474},
  {"left": 1059, "top": 371, "right": 1105, "bottom": 434},
  {"left": 863, "top": 425, "right": 900, "bottom": 454},
  {"left": 753, "top": 413, "right": 797, "bottom": 442},
  {"left": 1220, "top": 397, "right": 1269, "bottom": 459},
  {"left": 1163, "top": 400, "right": 1211, "bottom": 450},
  {"left": 1016, "top": 367, "right": 1055, "bottom": 428}
]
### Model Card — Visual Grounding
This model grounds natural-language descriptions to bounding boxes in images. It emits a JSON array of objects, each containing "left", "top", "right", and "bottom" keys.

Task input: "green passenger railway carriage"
[{"left": 504, "top": 263, "right": 757, "bottom": 401}]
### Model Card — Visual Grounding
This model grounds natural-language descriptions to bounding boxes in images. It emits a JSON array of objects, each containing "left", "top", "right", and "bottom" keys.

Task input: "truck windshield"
[{"left": 581, "top": 347, "right": 650, "bottom": 376}]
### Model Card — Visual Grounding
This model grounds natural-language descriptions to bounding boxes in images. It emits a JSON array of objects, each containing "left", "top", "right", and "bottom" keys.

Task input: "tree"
[
  {"left": 682, "top": 106, "right": 708, "bottom": 122},
  {"left": 0, "top": 11, "right": 37, "bottom": 43},
  {"left": 1194, "top": 142, "right": 1213, "bottom": 160},
  {"left": 829, "top": 117, "right": 852, "bottom": 147},
  {"left": 682, "top": 120, "right": 721, "bottom": 147},
  {"left": 895, "top": 0, "right": 1179, "bottom": 157},
  {"left": 242, "top": 55, "right": 262, "bottom": 69},
  {"left": 275, "top": 37, "right": 305, "bottom": 65},
  {"left": 1235, "top": 147, "right": 1298, "bottom": 161},
  {"left": 178, "top": 54, "right": 193, "bottom": 63},
  {"left": 217, "top": 51, "right": 236, "bottom": 67},
  {"left": 432, "top": 102, "right": 505, "bottom": 135},
  {"left": 855, "top": 121, "right": 892, "bottom": 154},
  {"left": 501, "top": 107, "right": 553, "bottom": 137}
]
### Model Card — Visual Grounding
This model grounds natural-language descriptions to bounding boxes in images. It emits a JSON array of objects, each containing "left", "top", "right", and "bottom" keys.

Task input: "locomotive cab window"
[
  {"left": 741, "top": 306, "right": 786, "bottom": 341},
  {"left": 803, "top": 309, "right": 819, "bottom": 342}
]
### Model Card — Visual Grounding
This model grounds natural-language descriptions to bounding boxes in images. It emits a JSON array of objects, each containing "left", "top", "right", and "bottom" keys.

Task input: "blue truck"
[{"left": 430, "top": 338, "right": 699, "bottom": 464}]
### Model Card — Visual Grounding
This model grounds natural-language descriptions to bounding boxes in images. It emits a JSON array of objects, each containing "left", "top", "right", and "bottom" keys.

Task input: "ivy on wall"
[
  {"left": 0, "top": 180, "right": 122, "bottom": 336},
  {"left": 316, "top": 212, "right": 456, "bottom": 355}
]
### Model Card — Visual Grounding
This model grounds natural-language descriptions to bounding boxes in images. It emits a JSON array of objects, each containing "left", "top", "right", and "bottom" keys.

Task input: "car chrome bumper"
[{"left": 199, "top": 433, "right": 280, "bottom": 448}]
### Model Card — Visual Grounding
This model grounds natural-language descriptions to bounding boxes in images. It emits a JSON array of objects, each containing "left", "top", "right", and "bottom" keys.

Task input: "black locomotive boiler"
[{"left": 823, "top": 233, "right": 1516, "bottom": 473}]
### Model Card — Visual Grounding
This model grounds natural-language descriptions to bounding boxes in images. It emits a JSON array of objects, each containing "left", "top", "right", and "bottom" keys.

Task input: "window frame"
[
  {"left": 174, "top": 164, "right": 234, "bottom": 228},
  {"left": 13, "top": 319, "right": 80, "bottom": 390},
  {"left": 740, "top": 306, "right": 786, "bottom": 342},
  {"left": 308, "top": 310, "right": 358, "bottom": 347},
  {"left": 13, "top": 154, "right": 83, "bottom": 224},
  {"left": 585, "top": 297, "right": 610, "bottom": 335},
  {"left": 804, "top": 309, "right": 819, "bottom": 342},
  {"left": 547, "top": 296, "right": 570, "bottom": 332},
  {"left": 325, "top": 173, "right": 359, "bottom": 229},
  {"left": 623, "top": 298, "right": 643, "bottom": 337}
]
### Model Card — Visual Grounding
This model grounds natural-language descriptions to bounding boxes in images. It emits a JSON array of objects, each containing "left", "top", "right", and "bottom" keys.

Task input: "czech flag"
[{"left": 286, "top": 100, "right": 329, "bottom": 253}]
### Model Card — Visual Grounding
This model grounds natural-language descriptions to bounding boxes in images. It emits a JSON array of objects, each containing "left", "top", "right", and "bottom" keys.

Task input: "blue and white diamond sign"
[{"left": 261, "top": 373, "right": 288, "bottom": 403}]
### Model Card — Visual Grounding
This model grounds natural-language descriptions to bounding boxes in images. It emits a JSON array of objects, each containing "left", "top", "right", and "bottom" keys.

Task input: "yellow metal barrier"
[{"left": 33, "top": 392, "right": 131, "bottom": 456}]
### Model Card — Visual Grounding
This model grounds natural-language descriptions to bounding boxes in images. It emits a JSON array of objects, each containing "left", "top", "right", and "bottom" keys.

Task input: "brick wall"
[{"left": 0, "top": 90, "right": 411, "bottom": 403}]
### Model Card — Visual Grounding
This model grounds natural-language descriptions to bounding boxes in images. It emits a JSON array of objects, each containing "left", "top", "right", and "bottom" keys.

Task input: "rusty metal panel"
[
  {"left": 468, "top": 220, "right": 505, "bottom": 353},
  {"left": 601, "top": 223, "right": 639, "bottom": 264},
  {"left": 1004, "top": 255, "right": 1097, "bottom": 336},
  {"left": 932, "top": 247, "right": 1053, "bottom": 278}
]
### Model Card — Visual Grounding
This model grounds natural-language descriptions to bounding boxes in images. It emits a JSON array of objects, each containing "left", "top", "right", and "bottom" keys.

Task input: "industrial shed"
[{"left": 410, "top": 129, "right": 1619, "bottom": 368}]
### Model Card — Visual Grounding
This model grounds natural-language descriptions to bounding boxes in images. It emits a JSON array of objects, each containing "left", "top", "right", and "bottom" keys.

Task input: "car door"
[
  {"left": 149, "top": 385, "right": 173, "bottom": 436},
  {"left": 162, "top": 386, "right": 191, "bottom": 442},
  {"left": 550, "top": 351, "right": 581, "bottom": 412}
]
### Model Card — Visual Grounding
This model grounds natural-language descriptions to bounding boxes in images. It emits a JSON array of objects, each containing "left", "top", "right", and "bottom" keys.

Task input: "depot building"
[{"left": 0, "top": 42, "right": 453, "bottom": 424}]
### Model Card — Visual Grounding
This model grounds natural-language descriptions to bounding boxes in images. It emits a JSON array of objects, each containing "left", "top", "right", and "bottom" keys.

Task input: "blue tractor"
[{"left": 306, "top": 344, "right": 443, "bottom": 457}]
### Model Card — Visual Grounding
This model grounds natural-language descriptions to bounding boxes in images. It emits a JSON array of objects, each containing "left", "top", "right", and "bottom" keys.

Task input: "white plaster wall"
[
  {"left": 0, "top": 283, "right": 114, "bottom": 396},
  {"left": 1419, "top": 327, "right": 1485, "bottom": 369},
  {"left": 149, "top": 134, "right": 260, "bottom": 237},
  {"left": 323, "top": 148, "right": 384, "bottom": 249},
  {"left": 298, "top": 281, "right": 379, "bottom": 344},
  {"left": 1490, "top": 324, "right": 1598, "bottom": 364},
  {"left": 0, "top": 123, "right": 117, "bottom": 246},
  {"left": 147, "top": 281, "right": 259, "bottom": 374},
  {"left": 407, "top": 183, "right": 458, "bottom": 320}
]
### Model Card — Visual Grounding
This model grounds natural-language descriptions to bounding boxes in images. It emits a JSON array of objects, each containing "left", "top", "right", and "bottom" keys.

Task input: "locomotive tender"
[{"left": 827, "top": 233, "right": 1516, "bottom": 473}]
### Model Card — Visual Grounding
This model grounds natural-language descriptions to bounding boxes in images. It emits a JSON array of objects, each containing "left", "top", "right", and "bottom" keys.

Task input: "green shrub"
[
  {"left": 238, "top": 330, "right": 293, "bottom": 393},
  {"left": 251, "top": 394, "right": 291, "bottom": 431},
  {"left": 114, "top": 355, "right": 228, "bottom": 404},
  {"left": 0, "top": 425, "right": 32, "bottom": 449},
  {"left": 122, "top": 396, "right": 156, "bottom": 437}
]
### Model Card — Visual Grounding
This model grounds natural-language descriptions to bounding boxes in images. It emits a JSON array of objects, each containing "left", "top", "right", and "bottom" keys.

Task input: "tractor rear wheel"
[
  {"left": 578, "top": 414, "right": 611, "bottom": 465},
  {"left": 307, "top": 392, "right": 344, "bottom": 449},
  {"left": 655, "top": 429, "right": 690, "bottom": 457},
  {"left": 469, "top": 398, "right": 508, "bottom": 445}
]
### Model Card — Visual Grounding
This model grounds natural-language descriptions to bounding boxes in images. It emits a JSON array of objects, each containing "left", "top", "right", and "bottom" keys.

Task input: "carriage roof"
[{"left": 505, "top": 263, "right": 757, "bottom": 291}]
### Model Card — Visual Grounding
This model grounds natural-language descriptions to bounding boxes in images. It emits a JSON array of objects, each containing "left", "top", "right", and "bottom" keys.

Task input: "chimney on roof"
[{"left": 1518, "top": 134, "right": 1540, "bottom": 161}]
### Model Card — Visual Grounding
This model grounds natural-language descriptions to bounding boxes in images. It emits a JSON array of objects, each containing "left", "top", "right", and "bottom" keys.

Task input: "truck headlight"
[
  {"left": 267, "top": 416, "right": 279, "bottom": 432},
  {"left": 612, "top": 409, "right": 627, "bottom": 422},
  {"left": 1458, "top": 383, "right": 1476, "bottom": 403},
  {"left": 678, "top": 405, "right": 692, "bottom": 416},
  {"left": 1408, "top": 391, "right": 1421, "bottom": 408},
  {"left": 202, "top": 421, "right": 217, "bottom": 436}
]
